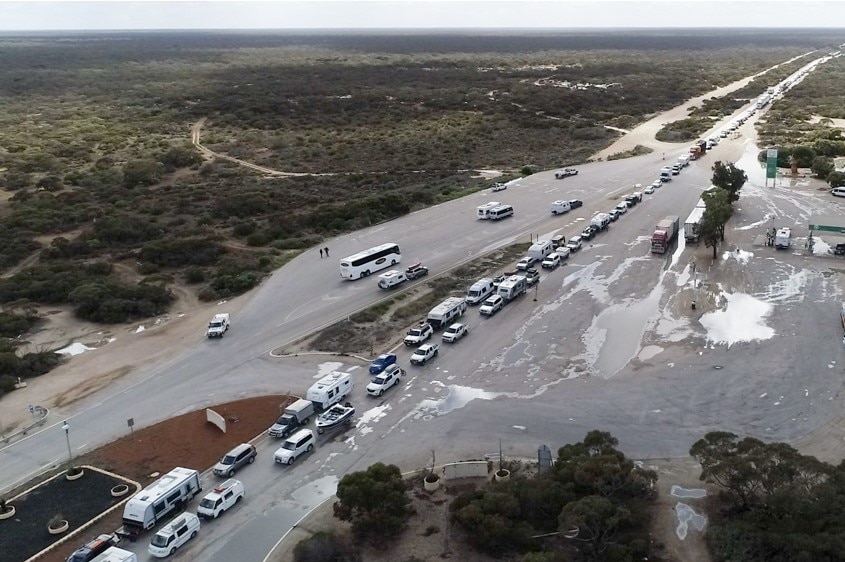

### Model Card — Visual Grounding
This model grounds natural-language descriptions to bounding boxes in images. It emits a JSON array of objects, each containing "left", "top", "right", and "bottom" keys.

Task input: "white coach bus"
[{"left": 340, "top": 243, "right": 402, "bottom": 279}]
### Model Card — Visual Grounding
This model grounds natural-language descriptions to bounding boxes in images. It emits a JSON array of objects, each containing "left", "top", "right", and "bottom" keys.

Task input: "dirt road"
[{"left": 593, "top": 50, "right": 816, "bottom": 161}]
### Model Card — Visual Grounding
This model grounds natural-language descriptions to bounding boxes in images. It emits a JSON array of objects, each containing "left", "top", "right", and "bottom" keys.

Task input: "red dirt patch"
[{"left": 34, "top": 394, "right": 292, "bottom": 562}]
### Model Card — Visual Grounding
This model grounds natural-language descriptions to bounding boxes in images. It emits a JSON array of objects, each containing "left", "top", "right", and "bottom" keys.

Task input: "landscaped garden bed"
[{"left": 0, "top": 467, "right": 135, "bottom": 562}]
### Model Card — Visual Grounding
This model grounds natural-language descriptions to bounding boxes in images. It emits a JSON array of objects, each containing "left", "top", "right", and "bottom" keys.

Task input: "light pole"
[{"left": 62, "top": 421, "right": 73, "bottom": 468}]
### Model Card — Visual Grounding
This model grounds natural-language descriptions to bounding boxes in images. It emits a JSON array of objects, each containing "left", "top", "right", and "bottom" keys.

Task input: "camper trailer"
[
  {"left": 121, "top": 467, "right": 201, "bottom": 538},
  {"left": 427, "top": 297, "right": 467, "bottom": 329},
  {"left": 306, "top": 372, "right": 353, "bottom": 410}
]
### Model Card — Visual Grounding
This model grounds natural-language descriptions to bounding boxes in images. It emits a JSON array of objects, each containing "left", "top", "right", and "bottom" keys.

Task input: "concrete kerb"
[{"left": 21, "top": 465, "right": 141, "bottom": 562}]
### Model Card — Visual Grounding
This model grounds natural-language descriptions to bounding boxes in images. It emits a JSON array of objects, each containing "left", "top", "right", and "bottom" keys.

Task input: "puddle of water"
[
  {"left": 56, "top": 342, "right": 96, "bottom": 356},
  {"left": 722, "top": 248, "right": 754, "bottom": 264},
  {"left": 670, "top": 485, "right": 707, "bottom": 498},
  {"left": 316, "top": 361, "right": 344, "bottom": 379},
  {"left": 417, "top": 384, "right": 502, "bottom": 415},
  {"left": 290, "top": 474, "right": 339, "bottom": 508},
  {"left": 357, "top": 404, "right": 391, "bottom": 426},
  {"left": 675, "top": 502, "right": 707, "bottom": 540},
  {"left": 699, "top": 291, "right": 775, "bottom": 347},
  {"left": 638, "top": 345, "right": 663, "bottom": 361},
  {"left": 584, "top": 231, "right": 687, "bottom": 377}
]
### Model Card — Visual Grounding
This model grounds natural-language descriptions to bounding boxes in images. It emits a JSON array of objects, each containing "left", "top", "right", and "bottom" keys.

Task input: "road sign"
[{"left": 766, "top": 149, "right": 778, "bottom": 180}]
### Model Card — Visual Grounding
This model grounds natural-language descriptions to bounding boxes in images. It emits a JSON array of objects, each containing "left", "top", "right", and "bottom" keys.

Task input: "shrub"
[
  {"left": 293, "top": 531, "right": 359, "bottom": 562},
  {"left": 183, "top": 266, "right": 206, "bottom": 284},
  {"left": 140, "top": 237, "right": 224, "bottom": 267},
  {"left": 232, "top": 221, "right": 257, "bottom": 237},
  {"left": 334, "top": 462, "right": 410, "bottom": 542},
  {"left": 122, "top": 159, "right": 164, "bottom": 188},
  {"left": 0, "top": 311, "right": 37, "bottom": 338}
]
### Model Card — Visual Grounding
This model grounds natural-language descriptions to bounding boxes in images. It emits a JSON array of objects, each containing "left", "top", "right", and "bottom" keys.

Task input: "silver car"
[{"left": 213, "top": 443, "right": 256, "bottom": 477}]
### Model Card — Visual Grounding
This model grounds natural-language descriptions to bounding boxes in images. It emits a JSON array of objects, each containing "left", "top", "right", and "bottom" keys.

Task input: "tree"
[
  {"left": 711, "top": 161, "right": 747, "bottom": 202},
  {"left": 122, "top": 159, "right": 164, "bottom": 188},
  {"left": 559, "top": 496, "right": 630, "bottom": 558},
  {"left": 333, "top": 463, "right": 410, "bottom": 541},
  {"left": 699, "top": 210, "right": 723, "bottom": 260},
  {"left": 790, "top": 145, "right": 816, "bottom": 168},
  {"left": 690, "top": 431, "right": 830, "bottom": 509},
  {"left": 293, "top": 531, "right": 359, "bottom": 562},
  {"left": 811, "top": 156, "right": 834, "bottom": 179},
  {"left": 702, "top": 187, "right": 733, "bottom": 242},
  {"left": 828, "top": 171, "right": 845, "bottom": 188}
]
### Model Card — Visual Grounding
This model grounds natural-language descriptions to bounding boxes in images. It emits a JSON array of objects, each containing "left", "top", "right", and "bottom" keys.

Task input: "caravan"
[
  {"left": 476, "top": 201, "right": 502, "bottom": 219},
  {"left": 307, "top": 372, "right": 353, "bottom": 410},
  {"left": 121, "top": 467, "right": 201, "bottom": 537},
  {"left": 526, "top": 240, "right": 554, "bottom": 261},
  {"left": 427, "top": 296, "right": 467, "bottom": 329}
]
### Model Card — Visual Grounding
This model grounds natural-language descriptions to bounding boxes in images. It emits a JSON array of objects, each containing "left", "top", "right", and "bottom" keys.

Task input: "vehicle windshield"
[
  {"left": 150, "top": 534, "right": 171, "bottom": 547},
  {"left": 375, "top": 356, "right": 388, "bottom": 364},
  {"left": 199, "top": 498, "right": 216, "bottom": 509},
  {"left": 209, "top": 321, "right": 222, "bottom": 328},
  {"left": 408, "top": 329, "right": 421, "bottom": 336},
  {"left": 373, "top": 376, "right": 387, "bottom": 385},
  {"left": 68, "top": 553, "right": 89, "bottom": 562},
  {"left": 220, "top": 455, "right": 236, "bottom": 465},
  {"left": 445, "top": 328, "right": 456, "bottom": 334},
  {"left": 282, "top": 441, "right": 296, "bottom": 451}
]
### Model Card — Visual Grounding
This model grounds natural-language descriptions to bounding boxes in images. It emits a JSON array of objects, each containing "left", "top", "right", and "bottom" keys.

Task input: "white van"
[
  {"left": 274, "top": 428, "right": 315, "bottom": 465},
  {"left": 466, "top": 278, "right": 495, "bottom": 305},
  {"left": 197, "top": 479, "right": 244, "bottom": 519},
  {"left": 832, "top": 187, "right": 845, "bottom": 197},
  {"left": 527, "top": 240, "right": 554, "bottom": 261},
  {"left": 550, "top": 200, "right": 571, "bottom": 215},
  {"left": 148, "top": 513, "right": 200, "bottom": 558},
  {"left": 307, "top": 372, "right": 353, "bottom": 410},
  {"left": 487, "top": 205, "right": 513, "bottom": 220}
]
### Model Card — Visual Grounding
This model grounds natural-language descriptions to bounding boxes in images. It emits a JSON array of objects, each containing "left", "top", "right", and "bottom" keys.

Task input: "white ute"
[
  {"left": 206, "top": 313, "right": 229, "bottom": 338},
  {"left": 442, "top": 322, "right": 468, "bottom": 343},
  {"left": 197, "top": 479, "right": 244, "bottom": 519}
]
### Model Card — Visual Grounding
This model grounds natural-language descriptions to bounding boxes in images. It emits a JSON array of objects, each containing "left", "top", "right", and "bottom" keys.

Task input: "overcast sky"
[{"left": 2, "top": 1, "right": 845, "bottom": 31}]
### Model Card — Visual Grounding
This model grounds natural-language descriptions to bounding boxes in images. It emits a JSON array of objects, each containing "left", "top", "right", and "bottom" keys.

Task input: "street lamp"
[{"left": 61, "top": 421, "right": 73, "bottom": 468}]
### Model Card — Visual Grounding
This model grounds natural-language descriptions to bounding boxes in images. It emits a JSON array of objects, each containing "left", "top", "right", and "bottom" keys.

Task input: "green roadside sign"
[{"left": 766, "top": 149, "right": 778, "bottom": 179}]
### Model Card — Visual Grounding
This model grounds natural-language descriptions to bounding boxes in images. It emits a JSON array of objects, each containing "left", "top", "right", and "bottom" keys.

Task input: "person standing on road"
[
  {"left": 324, "top": 247, "right": 330, "bottom": 257},
  {"left": 319, "top": 248, "right": 324, "bottom": 259}
]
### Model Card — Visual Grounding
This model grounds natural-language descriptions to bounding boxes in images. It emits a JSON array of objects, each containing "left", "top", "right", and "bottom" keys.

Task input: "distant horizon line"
[{"left": 2, "top": 26, "right": 845, "bottom": 34}]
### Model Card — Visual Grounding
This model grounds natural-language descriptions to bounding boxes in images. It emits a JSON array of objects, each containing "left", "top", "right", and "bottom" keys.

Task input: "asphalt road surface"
[{"left": 5, "top": 54, "right": 845, "bottom": 562}]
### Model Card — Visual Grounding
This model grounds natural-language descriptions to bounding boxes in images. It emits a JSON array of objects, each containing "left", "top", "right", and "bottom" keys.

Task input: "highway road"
[{"left": 7, "top": 53, "right": 845, "bottom": 562}]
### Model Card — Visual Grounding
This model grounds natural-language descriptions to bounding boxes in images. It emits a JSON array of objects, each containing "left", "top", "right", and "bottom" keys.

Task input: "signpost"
[{"left": 766, "top": 149, "right": 778, "bottom": 187}]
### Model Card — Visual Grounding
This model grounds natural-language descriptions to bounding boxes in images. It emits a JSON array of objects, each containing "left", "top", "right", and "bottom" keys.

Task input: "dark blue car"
[{"left": 369, "top": 353, "right": 397, "bottom": 374}]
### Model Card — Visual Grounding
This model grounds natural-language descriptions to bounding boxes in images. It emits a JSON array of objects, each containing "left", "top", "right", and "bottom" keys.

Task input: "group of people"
[
  {"left": 318, "top": 247, "right": 330, "bottom": 258},
  {"left": 764, "top": 227, "right": 778, "bottom": 247}
]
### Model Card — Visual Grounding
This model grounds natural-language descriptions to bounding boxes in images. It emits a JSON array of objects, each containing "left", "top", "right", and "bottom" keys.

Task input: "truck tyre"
[
  {"left": 307, "top": 444, "right": 314, "bottom": 452},
  {"left": 191, "top": 531, "right": 197, "bottom": 539},
  {"left": 391, "top": 259, "right": 396, "bottom": 265},
  {"left": 248, "top": 455, "right": 255, "bottom": 464},
  {"left": 378, "top": 389, "right": 384, "bottom": 396},
  {"left": 302, "top": 417, "right": 309, "bottom": 424},
  {"left": 228, "top": 469, "right": 235, "bottom": 477},
  {"left": 170, "top": 548, "right": 176, "bottom": 556},
  {"left": 286, "top": 457, "right": 294, "bottom": 465}
]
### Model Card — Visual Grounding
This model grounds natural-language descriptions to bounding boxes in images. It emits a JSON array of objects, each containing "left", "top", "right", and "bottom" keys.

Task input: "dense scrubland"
[{"left": 0, "top": 30, "right": 842, "bottom": 391}]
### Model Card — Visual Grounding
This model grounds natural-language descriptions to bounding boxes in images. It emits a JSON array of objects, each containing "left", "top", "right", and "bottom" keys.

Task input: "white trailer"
[
  {"left": 476, "top": 201, "right": 502, "bottom": 219},
  {"left": 497, "top": 275, "right": 527, "bottom": 302},
  {"left": 427, "top": 296, "right": 467, "bottom": 330},
  {"left": 121, "top": 467, "right": 201, "bottom": 537},
  {"left": 775, "top": 228, "right": 791, "bottom": 249},
  {"left": 307, "top": 372, "right": 353, "bottom": 410},
  {"left": 91, "top": 547, "right": 138, "bottom": 562},
  {"left": 550, "top": 200, "right": 571, "bottom": 215},
  {"left": 684, "top": 206, "right": 705, "bottom": 242}
]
